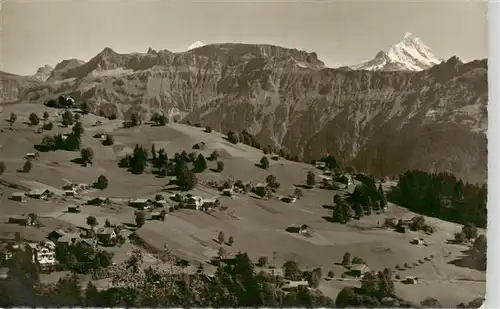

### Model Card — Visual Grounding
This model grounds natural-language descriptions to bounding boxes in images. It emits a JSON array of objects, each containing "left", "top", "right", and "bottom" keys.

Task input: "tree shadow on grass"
[
  {"left": 294, "top": 184, "right": 312, "bottom": 189},
  {"left": 34, "top": 144, "right": 52, "bottom": 152},
  {"left": 322, "top": 205, "right": 335, "bottom": 210},
  {"left": 321, "top": 216, "right": 337, "bottom": 223},
  {"left": 70, "top": 157, "right": 85, "bottom": 165}
]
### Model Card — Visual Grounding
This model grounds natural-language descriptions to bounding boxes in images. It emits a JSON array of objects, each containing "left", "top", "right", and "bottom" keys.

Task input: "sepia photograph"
[{"left": 0, "top": 0, "right": 492, "bottom": 307}]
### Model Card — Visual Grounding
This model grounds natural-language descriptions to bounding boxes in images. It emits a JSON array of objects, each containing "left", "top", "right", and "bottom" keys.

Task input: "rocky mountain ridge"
[
  {"left": 0, "top": 43, "right": 487, "bottom": 183},
  {"left": 350, "top": 32, "right": 444, "bottom": 71}
]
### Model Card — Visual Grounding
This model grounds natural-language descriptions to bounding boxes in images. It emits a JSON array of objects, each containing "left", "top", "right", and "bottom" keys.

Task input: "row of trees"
[{"left": 388, "top": 171, "right": 487, "bottom": 228}]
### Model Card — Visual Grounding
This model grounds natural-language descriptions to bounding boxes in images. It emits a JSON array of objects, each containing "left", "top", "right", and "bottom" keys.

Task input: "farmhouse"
[
  {"left": 62, "top": 183, "right": 79, "bottom": 191},
  {"left": 282, "top": 280, "right": 309, "bottom": 291},
  {"left": 8, "top": 214, "right": 34, "bottom": 226},
  {"left": 28, "top": 241, "right": 56, "bottom": 267},
  {"left": 27, "top": 189, "right": 50, "bottom": 200},
  {"left": 281, "top": 196, "right": 297, "bottom": 203},
  {"left": 25, "top": 152, "right": 39, "bottom": 160},
  {"left": 11, "top": 192, "right": 26, "bottom": 202},
  {"left": 315, "top": 161, "right": 326, "bottom": 169},
  {"left": 67, "top": 205, "right": 81, "bottom": 213},
  {"left": 299, "top": 224, "right": 309, "bottom": 235},
  {"left": 96, "top": 228, "right": 116, "bottom": 245},
  {"left": 64, "top": 189, "right": 77, "bottom": 197},
  {"left": 129, "top": 198, "right": 152, "bottom": 210},
  {"left": 47, "top": 229, "right": 67, "bottom": 242},
  {"left": 270, "top": 154, "right": 280, "bottom": 161},
  {"left": 410, "top": 238, "right": 425, "bottom": 245},
  {"left": 151, "top": 211, "right": 165, "bottom": 221},
  {"left": 87, "top": 197, "right": 111, "bottom": 206},
  {"left": 222, "top": 188, "right": 234, "bottom": 196},
  {"left": 350, "top": 264, "right": 371, "bottom": 277},
  {"left": 401, "top": 276, "right": 419, "bottom": 285},
  {"left": 202, "top": 198, "right": 219, "bottom": 208},
  {"left": 185, "top": 196, "right": 204, "bottom": 210}
]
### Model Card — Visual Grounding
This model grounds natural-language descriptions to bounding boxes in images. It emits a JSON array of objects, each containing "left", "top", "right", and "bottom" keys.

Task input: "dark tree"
[
  {"left": 72, "top": 122, "right": 84, "bottom": 137},
  {"left": 23, "top": 160, "right": 33, "bottom": 173},
  {"left": 94, "top": 175, "right": 108, "bottom": 190},
  {"left": 135, "top": 211, "right": 146, "bottom": 228},
  {"left": 260, "top": 156, "right": 270, "bottom": 169},
  {"left": 29, "top": 113, "right": 40, "bottom": 126},
  {"left": 43, "top": 111, "right": 50, "bottom": 120},
  {"left": 227, "top": 130, "right": 239, "bottom": 144},
  {"left": 194, "top": 153, "right": 207, "bottom": 173},
  {"left": 62, "top": 111, "right": 74, "bottom": 127},
  {"left": 342, "top": 252, "right": 351, "bottom": 265},
  {"left": 306, "top": 171, "right": 316, "bottom": 187},
  {"left": 0, "top": 161, "right": 5, "bottom": 175},
  {"left": 216, "top": 161, "right": 224, "bottom": 172},
  {"left": 80, "top": 147, "right": 94, "bottom": 163}
]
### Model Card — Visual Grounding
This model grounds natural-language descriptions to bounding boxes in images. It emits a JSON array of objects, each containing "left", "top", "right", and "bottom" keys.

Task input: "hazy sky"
[{"left": 0, "top": 0, "right": 488, "bottom": 76}]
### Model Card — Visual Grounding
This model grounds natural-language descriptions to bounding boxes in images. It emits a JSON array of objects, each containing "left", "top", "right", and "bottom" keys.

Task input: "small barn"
[
  {"left": 67, "top": 205, "right": 81, "bottom": 213},
  {"left": 64, "top": 190, "right": 77, "bottom": 197},
  {"left": 11, "top": 192, "right": 26, "bottom": 202},
  {"left": 350, "top": 264, "right": 371, "bottom": 277},
  {"left": 129, "top": 198, "right": 152, "bottom": 210},
  {"left": 27, "top": 189, "right": 50, "bottom": 200},
  {"left": 87, "top": 197, "right": 111, "bottom": 206}
]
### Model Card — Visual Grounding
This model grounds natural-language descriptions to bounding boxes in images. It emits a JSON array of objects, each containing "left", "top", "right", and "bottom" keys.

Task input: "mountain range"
[{"left": 0, "top": 34, "right": 487, "bottom": 183}]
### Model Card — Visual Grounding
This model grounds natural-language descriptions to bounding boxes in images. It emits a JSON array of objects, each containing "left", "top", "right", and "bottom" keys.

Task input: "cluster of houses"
[
  {"left": 11, "top": 188, "right": 52, "bottom": 202},
  {"left": 128, "top": 193, "right": 223, "bottom": 213},
  {"left": 10, "top": 182, "right": 93, "bottom": 204}
]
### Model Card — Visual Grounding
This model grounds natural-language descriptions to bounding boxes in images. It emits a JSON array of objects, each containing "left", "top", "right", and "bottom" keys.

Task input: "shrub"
[
  {"left": 260, "top": 156, "right": 269, "bottom": 169},
  {"left": 204, "top": 126, "right": 212, "bottom": 133},
  {"left": 102, "top": 134, "right": 115, "bottom": 146},
  {"left": 80, "top": 147, "right": 94, "bottom": 163},
  {"left": 135, "top": 211, "right": 146, "bottom": 228},
  {"left": 227, "top": 236, "right": 234, "bottom": 246},
  {"left": 43, "top": 122, "right": 53, "bottom": 130},
  {"left": 29, "top": 113, "right": 40, "bottom": 126},
  {"left": 227, "top": 131, "right": 239, "bottom": 144},
  {"left": 94, "top": 175, "right": 108, "bottom": 190},
  {"left": 0, "top": 161, "right": 6, "bottom": 175},
  {"left": 342, "top": 252, "right": 351, "bottom": 265},
  {"left": 257, "top": 256, "right": 268, "bottom": 267},
  {"left": 217, "top": 231, "right": 225, "bottom": 244},
  {"left": 43, "top": 111, "right": 50, "bottom": 120},
  {"left": 327, "top": 270, "right": 335, "bottom": 278},
  {"left": 216, "top": 161, "right": 224, "bottom": 172},
  {"left": 23, "top": 160, "right": 32, "bottom": 173}
]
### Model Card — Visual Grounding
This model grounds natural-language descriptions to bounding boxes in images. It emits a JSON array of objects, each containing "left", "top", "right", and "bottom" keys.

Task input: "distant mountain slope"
[
  {"left": 350, "top": 32, "right": 444, "bottom": 71},
  {"left": 0, "top": 43, "right": 487, "bottom": 183}
]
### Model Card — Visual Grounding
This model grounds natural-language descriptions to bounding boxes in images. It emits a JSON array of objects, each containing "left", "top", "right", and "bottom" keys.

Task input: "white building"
[{"left": 28, "top": 241, "right": 56, "bottom": 266}]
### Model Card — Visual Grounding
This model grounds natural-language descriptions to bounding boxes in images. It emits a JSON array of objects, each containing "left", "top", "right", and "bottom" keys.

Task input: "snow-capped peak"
[
  {"left": 349, "top": 32, "right": 444, "bottom": 72},
  {"left": 187, "top": 41, "right": 205, "bottom": 51}
]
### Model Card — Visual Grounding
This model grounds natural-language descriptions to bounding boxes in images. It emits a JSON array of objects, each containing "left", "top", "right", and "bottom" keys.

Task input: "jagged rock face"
[{"left": 1, "top": 43, "right": 487, "bottom": 183}]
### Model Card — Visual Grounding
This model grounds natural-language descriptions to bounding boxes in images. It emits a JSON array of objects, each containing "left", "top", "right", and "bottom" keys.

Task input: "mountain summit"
[
  {"left": 350, "top": 32, "right": 444, "bottom": 71},
  {"left": 187, "top": 41, "right": 205, "bottom": 51}
]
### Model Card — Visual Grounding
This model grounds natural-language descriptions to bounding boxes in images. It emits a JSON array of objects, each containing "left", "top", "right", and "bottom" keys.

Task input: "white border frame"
[{"left": 487, "top": 1, "right": 499, "bottom": 308}]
